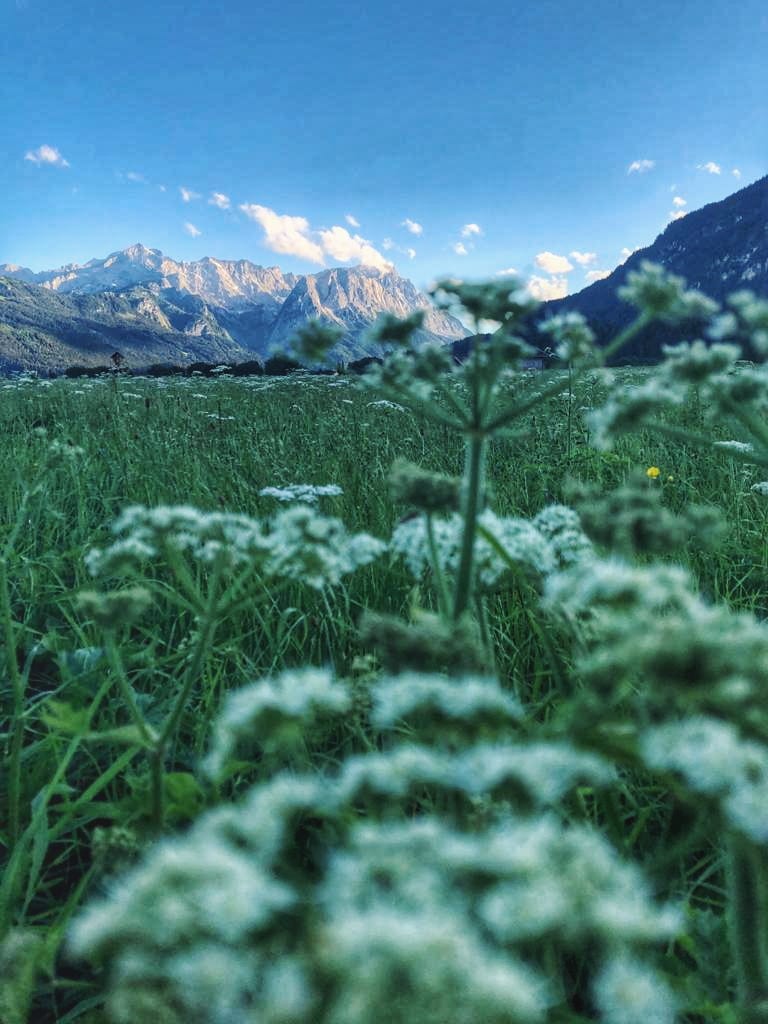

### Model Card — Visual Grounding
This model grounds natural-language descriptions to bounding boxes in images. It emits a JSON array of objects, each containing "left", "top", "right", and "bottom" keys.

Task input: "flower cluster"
[
  {"left": 258, "top": 483, "right": 344, "bottom": 504},
  {"left": 205, "top": 668, "right": 351, "bottom": 778},
  {"left": 85, "top": 503, "right": 385, "bottom": 590},
  {"left": 389, "top": 507, "right": 568, "bottom": 590}
]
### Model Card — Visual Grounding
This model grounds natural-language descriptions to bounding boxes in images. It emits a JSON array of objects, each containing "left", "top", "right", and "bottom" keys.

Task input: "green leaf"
[{"left": 163, "top": 772, "right": 205, "bottom": 823}]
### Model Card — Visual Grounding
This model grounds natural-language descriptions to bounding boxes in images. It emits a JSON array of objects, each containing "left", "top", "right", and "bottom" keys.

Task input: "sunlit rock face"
[{"left": 0, "top": 247, "right": 467, "bottom": 370}]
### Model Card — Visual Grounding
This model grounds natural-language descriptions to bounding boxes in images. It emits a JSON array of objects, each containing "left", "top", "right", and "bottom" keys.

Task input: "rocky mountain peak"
[{"left": 0, "top": 245, "right": 467, "bottom": 370}]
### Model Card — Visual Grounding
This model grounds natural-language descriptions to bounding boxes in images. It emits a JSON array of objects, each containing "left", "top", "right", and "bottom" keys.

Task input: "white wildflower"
[
  {"left": 543, "top": 558, "right": 693, "bottom": 616},
  {"left": 371, "top": 673, "right": 523, "bottom": 733},
  {"left": 532, "top": 504, "right": 594, "bottom": 567},
  {"left": 641, "top": 717, "right": 768, "bottom": 842},
  {"left": 205, "top": 668, "right": 351, "bottom": 778},
  {"left": 660, "top": 340, "right": 740, "bottom": 384},
  {"left": 593, "top": 952, "right": 677, "bottom": 1024},
  {"left": 390, "top": 509, "right": 555, "bottom": 588},
  {"left": 69, "top": 835, "right": 294, "bottom": 957},
  {"left": 264, "top": 505, "right": 385, "bottom": 589},
  {"left": 366, "top": 399, "right": 406, "bottom": 411},
  {"left": 713, "top": 440, "right": 754, "bottom": 454},
  {"left": 259, "top": 484, "right": 344, "bottom": 504},
  {"left": 323, "top": 905, "right": 549, "bottom": 1024}
]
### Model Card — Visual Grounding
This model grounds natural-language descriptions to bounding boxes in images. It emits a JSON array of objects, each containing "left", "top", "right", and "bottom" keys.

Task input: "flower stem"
[
  {"left": 453, "top": 432, "right": 486, "bottom": 621},
  {"left": 726, "top": 834, "right": 768, "bottom": 1022}
]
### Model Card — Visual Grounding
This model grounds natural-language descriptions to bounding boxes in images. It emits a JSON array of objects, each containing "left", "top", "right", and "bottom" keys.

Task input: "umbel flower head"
[{"left": 85, "top": 503, "right": 385, "bottom": 590}]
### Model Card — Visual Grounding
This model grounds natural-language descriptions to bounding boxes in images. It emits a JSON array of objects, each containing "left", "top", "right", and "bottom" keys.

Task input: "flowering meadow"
[{"left": 4, "top": 265, "right": 768, "bottom": 1022}]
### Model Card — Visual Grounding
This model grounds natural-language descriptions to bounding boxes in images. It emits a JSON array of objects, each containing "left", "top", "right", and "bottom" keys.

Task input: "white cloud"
[
  {"left": 158, "top": 184, "right": 167, "bottom": 192},
  {"left": 240, "top": 203, "right": 392, "bottom": 270},
  {"left": 24, "top": 144, "right": 69, "bottom": 168},
  {"left": 406, "top": 248, "right": 416, "bottom": 260},
  {"left": 627, "top": 159, "right": 655, "bottom": 174},
  {"left": 208, "top": 192, "right": 231, "bottom": 210},
  {"left": 240, "top": 204, "right": 325, "bottom": 263},
  {"left": 585, "top": 269, "right": 611, "bottom": 283},
  {"left": 526, "top": 275, "right": 569, "bottom": 300},
  {"left": 402, "top": 218, "right": 423, "bottom": 236},
  {"left": 452, "top": 242, "right": 468, "bottom": 256},
  {"left": 125, "top": 171, "right": 147, "bottom": 183},
  {"left": 697, "top": 161, "right": 721, "bottom": 175},
  {"left": 179, "top": 186, "right": 201, "bottom": 202},
  {"left": 620, "top": 246, "right": 640, "bottom": 263},
  {"left": 345, "top": 213, "right": 360, "bottom": 227},
  {"left": 535, "top": 251, "right": 574, "bottom": 275},
  {"left": 672, "top": 196, "right": 687, "bottom": 208},
  {"left": 461, "top": 223, "right": 482, "bottom": 238},
  {"left": 184, "top": 222, "right": 202, "bottom": 237},
  {"left": 669, "top": 210, "right": 687, "bottom": 221},
  {"left": 494, "top": 267, "right": 519, "bottom": 277},
  {"left": 382, "top": 237, "right": 395, "bottom": 251},
  {"left": 733, "top": 168, "right": 742, "bottom": 179},
  {"left": 318, "top": 225, "right": 392, "bottom": 271},
  {"left": 569, "top": 250, "right": 597, "bottom": 266}
]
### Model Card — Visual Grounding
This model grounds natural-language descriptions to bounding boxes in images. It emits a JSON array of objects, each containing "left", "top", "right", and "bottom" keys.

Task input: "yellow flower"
[
  {"left": 667, "top": 475, "right": 674, "bottom": 482},
  {"left": 646, "top": 466, "right": 661, "bottom": 478}
]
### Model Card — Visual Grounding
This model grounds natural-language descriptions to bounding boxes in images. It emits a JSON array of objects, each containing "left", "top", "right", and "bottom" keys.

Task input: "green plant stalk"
[
  {"left": 725, "top": 834, "right": 768, "bottom": 1021},
  {"left": 453, "top": 431, "right": 486, "bottom": 621},
  {"left": 103, "top": 634, "right": 156, "bottom": 747},
  {"left": 424, "top": 512, "right": 451, "bottom": 617}
]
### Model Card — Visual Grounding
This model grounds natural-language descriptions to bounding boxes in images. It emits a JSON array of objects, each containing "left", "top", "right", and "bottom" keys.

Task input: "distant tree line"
[{"left": 60, "top": 355, "right": 385, "bottom": 379}]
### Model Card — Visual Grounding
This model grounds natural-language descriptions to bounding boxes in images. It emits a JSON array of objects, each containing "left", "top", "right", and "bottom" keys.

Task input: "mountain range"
[
  {"left": 0, "top": 246, "right": 466, "bottom": 372},
  {"left": 2, "top": 174, "right": 766, "bottom": 371}
]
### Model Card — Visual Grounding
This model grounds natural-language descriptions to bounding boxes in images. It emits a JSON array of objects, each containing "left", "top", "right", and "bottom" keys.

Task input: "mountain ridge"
[
  {"left": 543, "top": 174, "right": 768, "bottom": 358},
  {"left": 0, "top": 247, "right": 467, "bottom": 372}
]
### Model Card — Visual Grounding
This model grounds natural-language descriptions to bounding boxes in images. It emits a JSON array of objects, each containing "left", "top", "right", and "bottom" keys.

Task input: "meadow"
[{"left": 4, "top": 268, "right": 768, "bottom": 1023}]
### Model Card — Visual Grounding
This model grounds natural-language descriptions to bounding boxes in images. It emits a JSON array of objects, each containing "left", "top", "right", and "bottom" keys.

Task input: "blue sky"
[{"left": 3, "top": 0, "right": 767, "bottom": 297}]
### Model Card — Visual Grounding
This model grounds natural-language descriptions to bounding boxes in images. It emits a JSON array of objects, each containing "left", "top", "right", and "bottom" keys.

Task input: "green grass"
[{"left": 2, "top": 365, "right": 768, "bottom": 1021}]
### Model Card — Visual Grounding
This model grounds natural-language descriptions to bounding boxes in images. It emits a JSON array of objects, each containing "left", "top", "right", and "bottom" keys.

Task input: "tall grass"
[{"left": 3, "top": 268, "right": 768, "bottom": 1021}]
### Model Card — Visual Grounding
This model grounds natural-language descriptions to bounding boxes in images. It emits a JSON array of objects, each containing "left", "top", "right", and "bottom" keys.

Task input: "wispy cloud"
[
  {"left": 406, "top": 247, "right": 416, "bottom": 260},
  {"left": 585, "top": 269, "right": 611, "bottom": 283},
  {"left": 345, "top": 213, "right": 360, "bottom": 228},
  {"left": 526, "top": 275, "right": 568, "bottom": 300},
  {"left": 402, "top": 218, "right": 423, "bottom": 236},
  {"left": 24, "top": 144, "right": 69, "bottom": 168},
  {"left": 125, "top": 171, "right": 147, "bottom": 183},
  {"left": 733, "top": 168, "right": 742, "bottom": 179},
  {"left": 627, "top": 158, "right": 655, "bottom": 174},
  {"left": 569, "top": 251, "right": 597, "bottom": 266},
  {"left": 239, "top": 203, "right": 392, "bottom": 270},
  {"left": 535, "top": 251, "right": 574, "bottom": 275},
  {"left": 208, "top": 192, "right": 231, "bottom": 210},
  {"left": 452, "top": 242, "right": 468, "bottom": 256},
  {"left": 669, "top": 210, "right": 687, "bottom": 221},
  {"left": 461, "top": 223, "right": 482, "bottom": 238},
  {"left": 179, "top": 186, "right": 201, "bottom": 202},
  {"left": 672, "top": 196, "right": 687, "bottom": 208},
  {"left": 494, "top": 267, "right": 519, "bottom": 277},
  {"left": 382, "top": 237, "right": 394, "bottom": 251},
  {"left": 697, "top": 161, "right": 721, "bottom": 175},
  {"left": 184, "top": 222, "right": 202, "bottom": 237}
]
